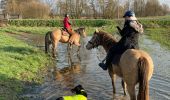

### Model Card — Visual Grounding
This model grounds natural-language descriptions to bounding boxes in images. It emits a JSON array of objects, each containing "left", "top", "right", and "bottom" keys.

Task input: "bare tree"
[
  {"left": 5, "top": 0, "right": 170, "bottom": 18},
  {"left": 90, "top": 0, "right": 97, "bottom": 18}
]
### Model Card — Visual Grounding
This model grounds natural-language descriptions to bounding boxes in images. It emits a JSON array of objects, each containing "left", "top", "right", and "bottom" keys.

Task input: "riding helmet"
[{"left": 123, "top": 11, "right": 135, "bottom": 17}]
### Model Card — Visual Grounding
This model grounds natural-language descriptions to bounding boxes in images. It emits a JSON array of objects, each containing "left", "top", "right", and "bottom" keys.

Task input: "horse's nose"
[{"left": 86, "top": 43, "right": 90, "bottom": 50}]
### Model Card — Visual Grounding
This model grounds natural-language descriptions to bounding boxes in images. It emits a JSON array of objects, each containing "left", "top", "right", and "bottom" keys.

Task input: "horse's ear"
[{"left": 95, "top": 29, "right": 99, "bottom": 33}]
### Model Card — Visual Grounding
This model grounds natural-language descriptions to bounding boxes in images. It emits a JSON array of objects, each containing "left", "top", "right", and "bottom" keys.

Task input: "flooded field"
[{"left": 10, "top": 33, "right": 170, "bottom": 100}]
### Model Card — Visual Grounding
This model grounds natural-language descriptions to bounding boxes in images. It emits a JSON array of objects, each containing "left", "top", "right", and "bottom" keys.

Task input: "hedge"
[
  {"left": 8, "top": 19, "right": 170, "bottom": 28},
  {"left": 8, "top": 19, "right": 115, "bottom": 27}
]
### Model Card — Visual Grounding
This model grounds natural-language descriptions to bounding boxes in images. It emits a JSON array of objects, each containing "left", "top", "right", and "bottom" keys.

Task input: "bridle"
[{"left": 88, "top": 34, "right": 101, "bottom": 48}]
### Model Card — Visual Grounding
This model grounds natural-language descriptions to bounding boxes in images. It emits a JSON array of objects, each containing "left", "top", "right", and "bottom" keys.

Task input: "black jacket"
[{"left": 110, "top": 20, "right": 140, "bottom": 55}]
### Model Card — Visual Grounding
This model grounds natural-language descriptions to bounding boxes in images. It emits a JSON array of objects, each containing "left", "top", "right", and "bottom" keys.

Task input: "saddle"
[{"left": 61, "top": 28, "right": 70, "bottom": 37}]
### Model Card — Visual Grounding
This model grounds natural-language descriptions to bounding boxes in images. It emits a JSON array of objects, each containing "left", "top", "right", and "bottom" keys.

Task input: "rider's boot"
[{"left": 99, "top": 50, "right": 113, "bottom": 70}]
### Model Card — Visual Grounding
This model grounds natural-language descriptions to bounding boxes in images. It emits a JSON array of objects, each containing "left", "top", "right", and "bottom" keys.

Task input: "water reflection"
[
  {"left": 55, "top": 62, "right": 83, "bottom": 81},
  {"left": 19, "top": 36, "right": 170, "bottom": 100}
]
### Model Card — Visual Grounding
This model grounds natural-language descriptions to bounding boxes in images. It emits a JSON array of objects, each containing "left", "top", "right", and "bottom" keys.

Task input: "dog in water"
[{"left": 56, "top": 85, "right": 87, "bottom": 100}]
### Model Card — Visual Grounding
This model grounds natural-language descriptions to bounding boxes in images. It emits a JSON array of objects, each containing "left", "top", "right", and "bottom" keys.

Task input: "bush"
[
  {"left": 8, "top": 19, "right": 115, "bottom": 27},
  {"left": 8, "top": 19, "right": 170, "bottom": 28}
]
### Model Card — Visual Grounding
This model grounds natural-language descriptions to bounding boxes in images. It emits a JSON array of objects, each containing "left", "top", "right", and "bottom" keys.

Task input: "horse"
[
  {"left": 45, "top": 27, "right": 86, "bottom": 57},
  {"left": 86, "top": 29, "right": 154, "bottom": 100}
]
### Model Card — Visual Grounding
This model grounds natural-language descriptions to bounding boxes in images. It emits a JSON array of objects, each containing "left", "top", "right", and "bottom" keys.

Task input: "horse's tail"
[
  {"left": 137, "top": 57, "right": 150, "bottom": 100},
  {"left": 45, "top": 31, "right": 52, "bottom": 53}
]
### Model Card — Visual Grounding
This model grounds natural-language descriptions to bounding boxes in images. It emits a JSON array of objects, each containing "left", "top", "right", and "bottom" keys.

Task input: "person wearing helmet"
[
  {"left": 99, "top": 10, "right": 143, "bottom": 70},
  {"left": 63, "top": 14, "right": 80, "bottom": 46}
]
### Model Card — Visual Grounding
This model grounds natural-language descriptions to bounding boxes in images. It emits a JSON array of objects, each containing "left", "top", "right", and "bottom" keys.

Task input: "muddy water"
[{"left": 12, "top": 33, "right": 170, "bottom": 100}]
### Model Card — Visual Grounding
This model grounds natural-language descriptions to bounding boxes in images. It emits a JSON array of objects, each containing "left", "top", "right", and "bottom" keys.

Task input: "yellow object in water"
[{"left": 63, "top": 95, "right": 87, "bottom": 100}]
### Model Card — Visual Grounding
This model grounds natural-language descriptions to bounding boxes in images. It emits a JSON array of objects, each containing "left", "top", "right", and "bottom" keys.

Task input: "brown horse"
[
  {"left": 45, "top": 27, "right": 86, "bottom": 57},
  {"left": 86, "top": 29, "right": 154, "bottom": 100}
]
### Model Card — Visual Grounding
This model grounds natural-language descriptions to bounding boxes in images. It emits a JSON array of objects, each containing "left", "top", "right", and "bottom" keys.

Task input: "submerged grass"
[{"left": 0, "top": 32, "right": 49, "bottom": 99}]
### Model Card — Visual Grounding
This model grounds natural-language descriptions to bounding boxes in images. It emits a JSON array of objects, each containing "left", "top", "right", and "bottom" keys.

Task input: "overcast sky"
[{"left": 160, "top": 0, "right": 170, "bottom": 6}]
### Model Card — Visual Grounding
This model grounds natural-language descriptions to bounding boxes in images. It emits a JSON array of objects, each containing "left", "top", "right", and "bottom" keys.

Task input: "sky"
[{"left": 160, "top": 0, "right": 170, "bottom": 6}]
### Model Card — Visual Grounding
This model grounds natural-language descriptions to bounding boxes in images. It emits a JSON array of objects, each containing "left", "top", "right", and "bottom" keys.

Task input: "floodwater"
[{"left": 9, "top": 33, "right": 170, "bottom": 100}]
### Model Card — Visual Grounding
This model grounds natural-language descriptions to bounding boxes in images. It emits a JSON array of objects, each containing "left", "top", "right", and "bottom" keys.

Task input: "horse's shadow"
[{"left": 0, "top": 46, "right": 35, "bottom": 55}]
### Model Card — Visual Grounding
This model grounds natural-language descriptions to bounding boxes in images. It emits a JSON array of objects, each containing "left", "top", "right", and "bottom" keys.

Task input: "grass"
[
  {"left": 2, "top": 24, "right": 170, "bottom": 50},
  {"left": 0, "top": 25, "right": 118, "bottom": 36},
  {"left": 0, "top": 26, "right": 55, "bottom": 35},
  {"left": 0, "top": 32, "right": 49, "bottom": 99},
  {"left": 2, "top": 25, "right": 170, "bottom": 49},
  {"left": 145, "top": 28, "right": 170, "bottom": 49}
]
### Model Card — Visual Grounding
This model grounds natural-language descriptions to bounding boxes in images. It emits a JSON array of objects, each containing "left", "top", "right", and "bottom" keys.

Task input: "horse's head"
[
  {"left": 75, "top": 27, "right": 86, "bottom": 38},
  {"left": 86, "top": 29, "right": 117, "bottom": 51},
  {"left": 86, "top": 29, "right": 102, "bottom": 50}
]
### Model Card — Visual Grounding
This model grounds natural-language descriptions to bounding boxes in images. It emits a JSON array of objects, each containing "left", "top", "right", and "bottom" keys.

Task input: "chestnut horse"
[
  {"left": 45, "top": 27, "right": 86, "bottom": 57},
  {"left": 86, "top": 29, "right": 153, "bottom": 100}
]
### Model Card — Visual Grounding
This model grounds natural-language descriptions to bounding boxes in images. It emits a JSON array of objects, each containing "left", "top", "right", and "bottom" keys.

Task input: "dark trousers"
[
  {"left": 105, "top": 43, "right": 137, "bottom": 66},
  {"left": 105, "top": 45, "right": 125, "bottom": 66}
]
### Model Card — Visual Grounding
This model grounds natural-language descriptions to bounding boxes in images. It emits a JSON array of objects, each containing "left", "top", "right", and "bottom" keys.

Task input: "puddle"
[{"left": 7, "top": 33, "right": 170, "bottom": 100}]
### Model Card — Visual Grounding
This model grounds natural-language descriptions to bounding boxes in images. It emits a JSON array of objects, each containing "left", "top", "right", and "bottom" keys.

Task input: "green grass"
[
  {"left": 145, "top": 28, "right": 170, "bottom": 49},
  {"left": 0, "top": 26, "right": 55, "bottom": 35},
  {"left": 1, "top": 25, "right": 117, "bottom": 36},
  {"left": 0, "top": 32, "right": 49, "bottom": 99}
]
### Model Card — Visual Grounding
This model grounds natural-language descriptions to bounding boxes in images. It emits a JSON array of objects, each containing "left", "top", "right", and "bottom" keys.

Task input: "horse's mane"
[
  {"left": 74, "top": 27, "right": 85, "bottom": 35},
  {"left": 98, "top": 30, "right": 118, "bottom": 46}
]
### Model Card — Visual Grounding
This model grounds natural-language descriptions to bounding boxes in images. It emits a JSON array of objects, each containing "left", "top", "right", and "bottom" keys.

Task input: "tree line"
[{"left": 5, "top": 0, "right": 170, "bottom": 19}]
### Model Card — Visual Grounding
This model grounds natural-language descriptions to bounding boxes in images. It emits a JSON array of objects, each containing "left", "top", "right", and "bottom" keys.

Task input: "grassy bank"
[
  {"left": 2, "top": 25, "right": 170, "bottom": 50},
  {"left": 0, "top": 25, "right": 117, "bottom": 36},
  {"left": 145, "top": 28, "right": 170, "bottom": 49},
  {"left": 0, "top": 32, "right": 49, "bottom": 99}
]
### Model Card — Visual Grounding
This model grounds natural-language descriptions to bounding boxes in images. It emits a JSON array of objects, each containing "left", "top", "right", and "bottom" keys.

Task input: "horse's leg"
[
  {"left": 111, "top": 74, "right": 116, "bottom": 94},
  {"left": 67, "top": 43, "right": 72, "bottom": 57},
  {"left": 52, "top": 41, "right": 58, "bottom": 58},
  {"left": 121, "top": 80, "right": 127, "bottom": 96},
  {"left": 67, "top": 44, "right": 72, "bottom": 65},
  {"left": 45, "top": 41, "right": 50, "bottom": 54},
  {"left": 108, "top": 67, "right": 116, "bottom": 95},
  {"left": 45, "top": 32, "right": 50, "bottom": 54},
  {"left": 77, "top": 46, "right": 80, "bottom": 55},
  {"left": 76, "top": 46, "right": 81, "bottom": 60},
  {"left": 127, "top": 85, "right": 136, "bottom": 100}
]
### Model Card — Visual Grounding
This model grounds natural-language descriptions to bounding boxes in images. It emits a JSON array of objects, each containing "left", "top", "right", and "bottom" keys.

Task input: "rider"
[
  {"left": 63, "top": 14, "right": 80, "bottom": 46},
  {"left": 99, "top": 10, "right": 143, "bottom": 70}
]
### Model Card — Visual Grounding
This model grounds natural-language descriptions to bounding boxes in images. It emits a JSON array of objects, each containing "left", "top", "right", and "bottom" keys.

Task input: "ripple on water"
[{"left": 20, "top": 36, "right": 170, "bottom": 100}]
